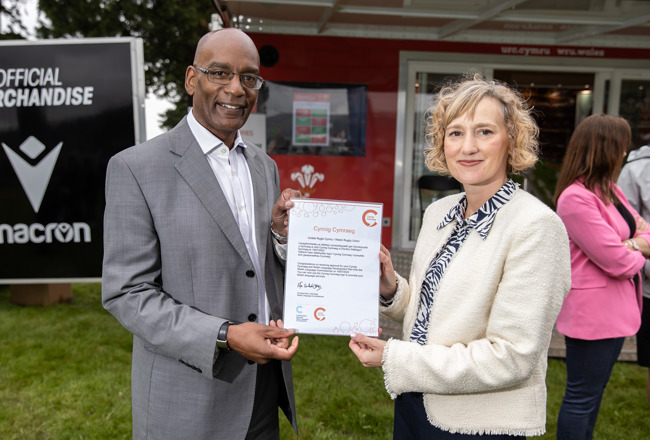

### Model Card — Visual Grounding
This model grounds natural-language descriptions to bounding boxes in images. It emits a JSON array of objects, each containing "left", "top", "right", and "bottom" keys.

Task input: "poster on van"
[
  {"left": 259, "top": 81, "right": 367, "bottom": 156},
  {"left": 292, "top": 92, "right": 330, "bottom": 146}
]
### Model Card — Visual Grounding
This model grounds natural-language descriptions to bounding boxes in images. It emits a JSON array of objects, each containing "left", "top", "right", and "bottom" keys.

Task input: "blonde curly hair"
[{"left": 424, "top": 74, "right": 539, "bottom": 175}]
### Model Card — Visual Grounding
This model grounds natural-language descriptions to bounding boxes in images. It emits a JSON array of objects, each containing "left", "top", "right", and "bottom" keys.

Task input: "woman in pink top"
[{"left": 554, "top": 114, "right": 650, "bottom": 440}]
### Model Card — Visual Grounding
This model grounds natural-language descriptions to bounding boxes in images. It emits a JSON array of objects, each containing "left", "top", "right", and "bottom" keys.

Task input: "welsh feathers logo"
[
  {"left": 291, "top": 164, "right": 324, "bottom": 197},
  {"left": 2, "top": 136, "right": 62, "bottom": 213}
]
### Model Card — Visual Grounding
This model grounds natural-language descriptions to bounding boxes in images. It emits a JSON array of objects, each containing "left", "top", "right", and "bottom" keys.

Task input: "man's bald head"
[{"left": 193, "top": 28, "right": 259, "bottom": 65}]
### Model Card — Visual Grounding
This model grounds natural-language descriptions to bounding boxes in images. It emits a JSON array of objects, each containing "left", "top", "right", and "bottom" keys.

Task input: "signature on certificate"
[{"left": 297, "top": 281, "right": 322, "bottom": 291}]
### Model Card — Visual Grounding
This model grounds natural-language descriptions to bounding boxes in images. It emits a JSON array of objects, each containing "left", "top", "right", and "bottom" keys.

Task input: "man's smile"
[{"left": 219, "top": 102, "right": 244, "bottom": 110}]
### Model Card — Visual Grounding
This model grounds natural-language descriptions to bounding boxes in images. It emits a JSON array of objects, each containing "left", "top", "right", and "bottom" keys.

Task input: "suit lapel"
[
  {"left": 243, "top": 143, "right": 270, "bottom": 272},
  {"left": 243, "top": 142, "right": 285, "bottom": 319},
  {"left": 170, "top": 119, "right": 253, "bottom": 267}
]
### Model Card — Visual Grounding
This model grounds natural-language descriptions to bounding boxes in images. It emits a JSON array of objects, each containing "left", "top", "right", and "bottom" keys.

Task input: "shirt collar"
[
  {"left": 437, "top": 179, "right": 518, "bottom": 240},
  {"left": 187, "top": 108, "right": 246, "bottom": 155}
]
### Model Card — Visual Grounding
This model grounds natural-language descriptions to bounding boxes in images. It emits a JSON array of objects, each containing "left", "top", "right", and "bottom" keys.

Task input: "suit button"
[
  {"left": 246, "top": 270, "right": 255, "bottom": 278},
  {"left": 248, "top": 313, "right": 257, "bottom": 322}
]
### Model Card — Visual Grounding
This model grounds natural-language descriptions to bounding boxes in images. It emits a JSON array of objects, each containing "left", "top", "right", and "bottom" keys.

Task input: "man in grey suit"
[{"left": 102, "top": 28, "right": 300, "bottom": 439}]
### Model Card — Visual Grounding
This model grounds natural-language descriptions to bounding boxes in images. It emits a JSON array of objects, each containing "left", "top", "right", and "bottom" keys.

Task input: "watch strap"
[{"left": 216, "top": 321, "right": 233, "bottom": 350}]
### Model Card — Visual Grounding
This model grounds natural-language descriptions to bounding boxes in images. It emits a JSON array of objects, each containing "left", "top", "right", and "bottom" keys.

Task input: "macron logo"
[{"left": 2, "top": 136, "right": 62, "bottom": 213}]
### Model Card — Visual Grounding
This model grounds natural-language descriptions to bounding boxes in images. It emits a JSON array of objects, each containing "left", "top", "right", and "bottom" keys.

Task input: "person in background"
[
  {"left": 554, "top": 115, "right": 650, "bottom": 440},
  {"left": 349, "top": 75, "right": 571, "bottom": 439},
  {"left": 102, "top": 29, "right": 300, "bottom": 440},
  {"left": 618, "top": 142, "right": 650, "bottom": 406}
]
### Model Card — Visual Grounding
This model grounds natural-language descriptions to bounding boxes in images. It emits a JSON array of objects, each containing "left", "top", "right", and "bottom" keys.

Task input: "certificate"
[{"left": 283, "top": 198, "right": 383, "bottom": 336}]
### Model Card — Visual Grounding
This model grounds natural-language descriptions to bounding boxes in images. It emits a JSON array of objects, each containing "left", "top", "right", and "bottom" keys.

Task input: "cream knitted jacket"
[{"left": 381, "top": 189, "right": 571, "bottom": 436}]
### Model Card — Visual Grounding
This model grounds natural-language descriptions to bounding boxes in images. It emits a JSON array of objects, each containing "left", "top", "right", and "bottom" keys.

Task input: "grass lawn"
[
  {"left": 0, "top": 284, "right": 132, "bottom": 439},
  {"left": 1, "top": 283, "right": 648, "bottom": 439}
]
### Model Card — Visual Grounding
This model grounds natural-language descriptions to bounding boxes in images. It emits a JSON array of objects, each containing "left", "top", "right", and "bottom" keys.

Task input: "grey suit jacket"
[{"left": 102, "top": 116, "right": 296, "bottom": 439}]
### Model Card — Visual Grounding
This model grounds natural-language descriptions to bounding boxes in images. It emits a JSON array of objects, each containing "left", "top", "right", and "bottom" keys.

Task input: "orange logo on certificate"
[
  {"left": 314, "top": 307, "right": 326, "bottom": 321},
  {"left": 362, "top": 209, "right": 378, "bottom": 227}
]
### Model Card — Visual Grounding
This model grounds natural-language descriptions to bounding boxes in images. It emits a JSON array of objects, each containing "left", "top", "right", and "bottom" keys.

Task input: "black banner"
[{"left": 0, "top": 38, "right": 143, "bottom": 281}]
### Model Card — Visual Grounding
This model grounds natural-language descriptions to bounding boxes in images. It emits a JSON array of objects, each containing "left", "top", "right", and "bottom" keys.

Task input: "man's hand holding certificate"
[{"left": 283, "top": 199, "right": 383, "bottom": 336}]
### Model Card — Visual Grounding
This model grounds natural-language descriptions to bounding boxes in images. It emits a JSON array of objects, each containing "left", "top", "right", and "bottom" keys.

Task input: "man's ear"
[{"left": 185, "top": 66, "right": 196, "bottom": 96}]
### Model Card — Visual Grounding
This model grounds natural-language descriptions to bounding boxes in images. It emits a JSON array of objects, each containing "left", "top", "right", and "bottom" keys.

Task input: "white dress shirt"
[{"left": 187, "top": 109, "right": 271, "bottom": 324}]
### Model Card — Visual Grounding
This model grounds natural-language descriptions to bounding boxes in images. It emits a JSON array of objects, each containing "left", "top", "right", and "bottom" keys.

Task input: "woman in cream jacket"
[{"left": 349, "top": 75, "right": 571, "bottom": 439}]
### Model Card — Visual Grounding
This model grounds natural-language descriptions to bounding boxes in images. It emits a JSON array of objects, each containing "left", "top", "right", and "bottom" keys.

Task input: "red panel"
[
  {"left": 250, "top": 33, "right": 650, "bottom": 247},
  {"left": 252, "top": 33, "right": 399, "bottom": 247}
]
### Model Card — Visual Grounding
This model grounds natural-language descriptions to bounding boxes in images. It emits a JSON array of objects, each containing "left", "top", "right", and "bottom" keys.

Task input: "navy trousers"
[
  {"left": 245, "top": 360, "right": 281, "bottom": 440},
  {"left": 394, "top": 392, "right": 525, "bottom": 439},
  {"left": 556, "top": 336, "right": 625, "bottom": 440}
]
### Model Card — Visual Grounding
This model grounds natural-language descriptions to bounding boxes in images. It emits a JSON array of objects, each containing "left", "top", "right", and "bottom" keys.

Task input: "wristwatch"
[
  {"left": 270, "top": 223, "right": 288, "bottom": 244},
  {"left": 629, "top": 239, "right": 640, "bottom": 251},
  {"left": 216, "top": 321, "right": 234, "bottom": 351}
]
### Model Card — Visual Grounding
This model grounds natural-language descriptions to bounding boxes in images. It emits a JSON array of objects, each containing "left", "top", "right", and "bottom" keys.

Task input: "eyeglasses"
[{"left": 192, "top": 65, "right": 264, "bottom": 90}]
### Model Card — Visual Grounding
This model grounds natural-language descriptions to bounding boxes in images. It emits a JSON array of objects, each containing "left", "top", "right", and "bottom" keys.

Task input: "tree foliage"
[
  {"left": 0, "top": 0, "right": 29, "bottom": 40},
  {"left": 34, "top": 0, "right": 220, "bottom": 129}
]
